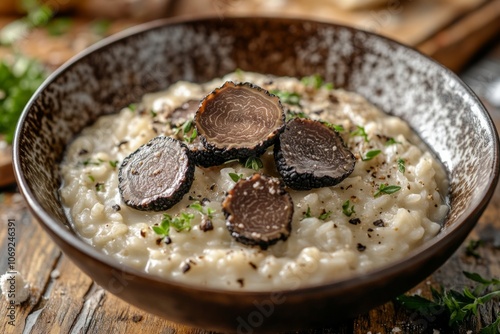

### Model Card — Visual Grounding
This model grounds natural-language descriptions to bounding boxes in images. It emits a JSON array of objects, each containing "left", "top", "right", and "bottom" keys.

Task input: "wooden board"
[{"left": 0, "top": 144, "right": 15, "bottom": 188}]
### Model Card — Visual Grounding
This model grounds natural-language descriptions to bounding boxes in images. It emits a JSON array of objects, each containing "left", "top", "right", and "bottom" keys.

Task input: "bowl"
[{"left": 14, "top": 17, "right": 499, "bottom": 332}]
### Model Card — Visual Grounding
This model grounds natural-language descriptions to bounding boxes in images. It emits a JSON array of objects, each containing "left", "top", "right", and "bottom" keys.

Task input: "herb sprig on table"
[
  {"left": 0, "top": 57, "right": 47, "bottom": 144},
  {"left": 397, "top": 271, "right": 500, "bottom": 331}
]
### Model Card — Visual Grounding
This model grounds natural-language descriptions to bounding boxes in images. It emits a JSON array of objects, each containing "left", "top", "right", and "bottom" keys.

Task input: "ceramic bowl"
[{"left": 14, "top": 17, "right": 499, "bottom": 332}]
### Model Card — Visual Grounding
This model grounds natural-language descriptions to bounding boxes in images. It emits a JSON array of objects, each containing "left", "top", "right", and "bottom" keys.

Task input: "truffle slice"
[
  {"left": 195, "top": 81, "right": 285, "bottom": 166},
  {"left": 119, "top": 136, "right": 194, "bottom": 211},
  {"left": 274, "top": 118, "right": 355, "bottom": 190},
  {"left": 223, "top": 174, "right": 293, "bottom": 250},
  {"left": 188, "top": 137, "right": 227, "bottom": 168},
  {"left": 170, "top": 99, "right": 199, "bottom": 127}
]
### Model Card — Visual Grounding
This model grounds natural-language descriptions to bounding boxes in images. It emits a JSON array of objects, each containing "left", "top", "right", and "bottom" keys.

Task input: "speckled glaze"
[{"left": 14, "top": 17, "right": 499, "bottom": 332}]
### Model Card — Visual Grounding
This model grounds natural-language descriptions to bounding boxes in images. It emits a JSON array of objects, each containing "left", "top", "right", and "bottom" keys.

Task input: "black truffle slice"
[
  {"left": 222, "top": 174, "right": 293, "bottom": 250},
  {"left": 195, "top": 81, "right": 285, "bottom": 166},
  {"left": 274, "top": 118, "right": 355, "bottom": 190},
  {"left": 188, "top": 137, "right": 227, "bottom": 168},
  {"left": 170, "top": 99, "right": 199, "bottom": 127},
  {"left": 118, "top": 136, "right": 194, "bottom": 211}
]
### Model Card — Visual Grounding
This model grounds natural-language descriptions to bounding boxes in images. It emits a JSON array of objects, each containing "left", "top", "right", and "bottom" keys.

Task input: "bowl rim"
[{"left": 13, "top": 15, "right": 500, "bottom": 297}]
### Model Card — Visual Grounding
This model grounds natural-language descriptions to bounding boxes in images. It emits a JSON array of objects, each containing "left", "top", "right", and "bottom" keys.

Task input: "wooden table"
[{"left": 1, "top": 11, "right": 500, "bottom": 334}]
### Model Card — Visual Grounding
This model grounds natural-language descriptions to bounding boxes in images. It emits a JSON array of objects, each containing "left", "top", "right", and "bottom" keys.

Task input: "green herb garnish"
[
  {"left": 46, "top": 17, "right": 73, "bottom": 36},
  {"left": 190, "top": 201, "right": 216, "bottom": 219},
  {"left": 351, "top": 126, "right": 369, "bottom": 142},
  {"left": 88, "top": 175, "right": 95, "bottom": 182},
  {"left": 301, "top": 74, "right": 323, "bottom": 89},
  {"left": 152, "top": 213, "right": 194, "bottom": 238},
  {"left": 302, "top": 206, "right": 312, "bottom": 219},
  {"left": 397, "top": 271, "right": 500, "bottom": 328},
  {"left": 95, "top": 183, "right": 105, "bottom": 192},
  {"left": 374, "top": 184, "right": 401, "bottom": 197},
  {"left": 0, "top": 57, "right": 47, "bottom": 143},
  {"left": 128, "top": 103, "right": 137, "bottom": 112},
  {"left": 385, "top": 137, "right": 401, "bottom": 146},
  {"left": 342, "top": 200, "right": 355, "bottom": 217},
  {"left": 229, "top": 173, "right": 244, "bottom": 182},
  {"left": 318, "top": 211, "right": 332, "bottom": 220},
  {"left": 286, "top": 110, "right": 308, "bottom": 121},
  {"left": 109, "top": 160, "right": 119, "bottom": 168},
  {"left": 465, "top": 239, "right": 483, "bottom": 259},
  {"left": 397, "top": 158, "right": 406, "bottom": 173},
  {"left": 362, "top": 149, "right": 381, "bottom": 161},
  {"left": 244, "top": 156, "right": 263, "bottom": 171},
  {"left": 321, "top": 121, "right": 344, "bottom": 132},
  {"left": 271, "top": 90, "right": 301, "bottom": 106},
  {"left": 184, "top": 128, "right": 197, "bottom": 143}
]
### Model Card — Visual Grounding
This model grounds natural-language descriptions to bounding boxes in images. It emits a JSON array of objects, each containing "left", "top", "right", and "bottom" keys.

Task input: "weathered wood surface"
[{"left": 1, "top": 50, "right": 500, "bottom": 333}]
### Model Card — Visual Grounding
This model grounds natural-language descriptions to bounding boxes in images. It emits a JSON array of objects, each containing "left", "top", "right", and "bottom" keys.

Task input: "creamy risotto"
[{"left": 59, "top": 71, "right": 449, "bottom": 291}]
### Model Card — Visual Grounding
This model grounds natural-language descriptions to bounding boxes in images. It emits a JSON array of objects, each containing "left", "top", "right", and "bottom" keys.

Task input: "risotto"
[{"left": 59, "top": 71, "right": 449, "bottom": 291}]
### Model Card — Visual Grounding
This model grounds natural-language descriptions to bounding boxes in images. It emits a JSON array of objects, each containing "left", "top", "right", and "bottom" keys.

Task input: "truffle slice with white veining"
[
  {"left": 274, "top": 118, "right": 355, "bottom": 190},
  {"left": 119, "top": 136, "right": 194, "bottom": 211},
  {"left": 222, "top": 174, "right": 293, "bottom": 250},
  {"left": 194, "top": 81, "right": 285, "bottom": 166}
]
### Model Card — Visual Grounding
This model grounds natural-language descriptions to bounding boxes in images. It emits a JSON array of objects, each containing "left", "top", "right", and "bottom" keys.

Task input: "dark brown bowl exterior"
[{"left": 14, "top": 17, "right": 499, "bottom": 332}]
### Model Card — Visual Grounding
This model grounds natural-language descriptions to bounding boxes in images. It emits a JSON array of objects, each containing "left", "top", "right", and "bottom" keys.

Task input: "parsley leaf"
[
  {"left": 397, "top": 272, "right": 500, "bottom": 328},
  {"left": 46, "top": 17, "right": 73, "bottom": 36},
  {"left": 362, "top": 149, "right": 381, "bottom": 161},
  {"left": 189, "top": 201, "right": 216, "bottom": 219},
  {"left": 244, "top": 156, "right": 263, "bottom": 171},
  {"left": 374, "top": 184, "right": 401, "bottom": 197},
  {"left": 271, "top": 90, "right": 301, "bottom": 106},
  {"left": 286, "top": 110, "right": 308, "bottom": 121},
  {"left": 301, "top": 74, "right": 323, "bottom": 89},
  {"left": 397, "top": 158, "right": 406, "bottom": 173},
  {"left": 465, "top": 239, "right": 483, "bottom": 259},
  {"left": 229, "top": 172, "right": 243, "bottom": 182},
  {"left": 153, "top": 213, "right": 194, "bottom": 238},
  {"left": 302, "top": 206, "right": 312, "bottom": 219},
  {"left": 385, "top": 137, "right": 401, "bottom": 146},
  {"left": 321, "top": 121, "right": 344, "bottom": 132},
  {"left": 318, "top": 210, "right": 332, "bottom": 220},
  {"left": 0, "top": 57, "right": 47, "bottom": 143},
  {"left": 342, "top": 200, "right": 355, "bottom": 217},
  {"left": 351, "top": 126, "right": 369, "bottom": 142}
]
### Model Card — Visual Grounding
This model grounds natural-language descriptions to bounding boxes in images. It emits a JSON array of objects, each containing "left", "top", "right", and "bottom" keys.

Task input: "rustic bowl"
[{"left": 14, "top": 17, "right": 499, "bottom": 332}]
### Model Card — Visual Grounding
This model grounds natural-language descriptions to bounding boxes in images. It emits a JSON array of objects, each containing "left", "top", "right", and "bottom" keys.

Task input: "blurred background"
[{"left": 0, "top": 0, "right": 499, "bottom": 186}]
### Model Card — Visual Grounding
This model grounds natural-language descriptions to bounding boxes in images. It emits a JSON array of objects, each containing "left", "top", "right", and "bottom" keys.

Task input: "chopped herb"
[
  {"left": 82, "top": 159, "right": 103, "bottom": 166},
  {"left": 95, "top": 183, "right": 105, "bottom": 192},
  {"left": 128, "top": 103, "right": 137, "bottom": 112},
  {"left": 46, "top": 17, "right": 73, "bottom": 36},
  {"left": 302, "top": 206, "right": 312, "bottom": 219},
  {"left": 0, "top": 56, "right": 47, "bottom": 143},
  {"left": 385, "top": 137, "right": 402, "bottom": 146},
  {"left": 152, "top": 213, "right": 194, "bottom": 239},
  {"left": 229, "top": 172, "right": 244, "bottom": 182},
  {"left": 397, "top": 271, "right": 500, "bottom": 328},
  {"left": 182, "top": 119, "right": 193, "bottom": 134},
  {"left": 321, "top": 121, "right": 344, "bottom": 132},
  {"left": 465, "top": 239, "right": 483, "bottom": 259},
  {"left": 362, "top": 149, "right": 381, "bottom": 161},
  {"left": 88, "top": 175, "right": 95, "bottom": 182},
  {"left": 184, "top": 128, "right": 197, "bottom": 143},
  {"left": 301, "top": 74, "right": 323, "bottom": 89},
  {"left": 109, "top": 160, "right": 119, "bottom": 168},
  {"left": 318, "top": 210, "right": 332, "bottom": 220},
  {"left": 374, "top": 184, "right": 401, "bottom": 197},
  {"left": 90, "top": 19, "right": 111, "bottom": 37},
  {"left": 244, "top": 156, "right": 263, "bottom": 171},
  {"left": 323, "top": 82, "right": 334, "bottom": 90},
  {"left": 286, "top": 110, "right": 308, "bottom": 121},
  {"left": 189, "top": 201, "right": 215, "bottom": 219},
  {"left": 397, "top": 158, "right": 406, "bottom": 173},
  {"left": 270, "top": 90, "right": 301, "bottom": 106},
  {"left": 342, "top": 200, "right": 355, "bottom": 217},
  {"left": 481, "top": 313, "right": 500, "bottom": 334},
  {"left": 351, "top": 126, "right": 369, "bottom": 142},
  {"left": 150, "top": 110, "right": 157, "bottom": 118}
]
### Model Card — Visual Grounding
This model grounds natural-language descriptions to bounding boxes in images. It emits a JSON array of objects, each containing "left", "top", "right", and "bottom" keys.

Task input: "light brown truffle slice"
[
  {"left": 194, "top": 81, "right": 285, "bottom": 166},
  {"left": 222, "top": 174, "right": 293, "bottom": 250},
  {"left": 274, "top": 118, "right": 355, "bottom": 190},
  {"left": 118, "top": 136, "right": 194, "bottom": 211}
]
